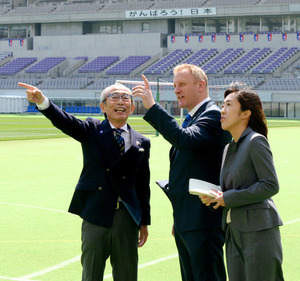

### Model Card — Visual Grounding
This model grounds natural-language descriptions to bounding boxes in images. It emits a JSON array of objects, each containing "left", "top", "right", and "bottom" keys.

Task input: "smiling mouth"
[
  {"left": 115, "top": 108, "right": 125, "bottom": 112},
  {"left": 177, "top": 96, "right": 184, "bottom": 100}
]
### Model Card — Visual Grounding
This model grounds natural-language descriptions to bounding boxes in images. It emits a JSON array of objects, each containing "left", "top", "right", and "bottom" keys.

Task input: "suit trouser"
[
  {"left": 81, "top": 208, "right": 139, "bottom": 281},
  {"left": 174, "top": 225, "right": 226, "bottom": 281},
  {"left": 226, "top": 223, "right": 284, "bottom": 281}
]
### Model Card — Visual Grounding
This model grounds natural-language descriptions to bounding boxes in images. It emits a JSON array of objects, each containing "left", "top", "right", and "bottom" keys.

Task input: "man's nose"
[{"left": 117, "top": 96, "right": 125, "bottom": 103}]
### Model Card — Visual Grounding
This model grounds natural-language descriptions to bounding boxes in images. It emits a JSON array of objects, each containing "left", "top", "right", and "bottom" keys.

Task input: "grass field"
[{"left": 0, "top": 114, "right": 300, "bottom": 281}]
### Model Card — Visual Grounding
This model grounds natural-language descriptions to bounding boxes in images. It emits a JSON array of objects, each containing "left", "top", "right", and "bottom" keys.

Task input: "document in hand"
[
  {"left": 155, "top": 179, "right": 169, "bottom": 194},
  {"left": 188, "top": 178, "right": 222, "bottom": 198}
]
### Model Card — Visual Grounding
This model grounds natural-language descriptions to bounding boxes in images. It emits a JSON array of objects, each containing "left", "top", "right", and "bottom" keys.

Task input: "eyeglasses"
[{"left": 106, "top": 93, "right": 133, "bottom": 102}]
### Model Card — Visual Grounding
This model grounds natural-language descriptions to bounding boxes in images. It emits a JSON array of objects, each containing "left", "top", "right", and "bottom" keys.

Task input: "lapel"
[
  {"left": 188, "top": 99, "right": 215, "bottom": 127},
  {"left": 97, "top": 119, "right": 120, "bottom": 160},
  {"left": 170, "top": 100, "right": 215, "bottom": 162},
  {"left": 127, "top": 125, "right": 144, "bottom": 154},
  {"left": 98, "top": 121, "right": 143, "bottom": 163}
]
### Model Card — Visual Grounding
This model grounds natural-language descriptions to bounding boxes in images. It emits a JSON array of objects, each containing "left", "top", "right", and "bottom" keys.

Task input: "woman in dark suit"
[{"left": 200, "top": 87, "right": 284, "bottom": 281}]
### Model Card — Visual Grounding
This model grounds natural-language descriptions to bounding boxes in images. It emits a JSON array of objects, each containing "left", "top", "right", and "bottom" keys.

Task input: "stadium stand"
[
  {"left": 259, "top": 78, "right": 300, "bottom": 90},
  {"left": 64, "top": 105, "right": 101, "bottom": 114},
  {"left": 183, "top": 49, "right": 219, "bottom": 66},
  {"left": 0, "top": 77, "right": 42, "bottom": 89},
  {"left": 202, "top": 48, "right": 245, "bottom": 74},
  {"left": 106, "top": 56, "right": 151, "bottom": 75},
  {"left": 38, "top": 77, "right": 93, "bottom": 89},
  {"left": 0, "top": 52, "right": 13, "bottom": 62},
  {"left": 54, "top": 2, "right": 105, "bottom": 13},
  {"left": 25, "top": 57, "right": 66, "bottom": 73},
  {"left": 87, "top": 79, "right": 117, "bottom": 90},
  {"left": 8, "top": 5, "right": 56, "bottom": 15},
  {"left": 252, "top": 47, "right": 299, "bottom": 74},
  {"left": 0, "top": 0, "right": 299, "bottom": 117},
  {"left": 0, "top": 57, "right": 37, "bottom": 75},
  {"left": 102, "top": 1, "right": 154, "bottom": 11},
  {"left": 144, "top": 49, "right": 193, "bottom": 75},
  {"left": 78, "top": 56, "right": 119, "bottom": 73},
  {"left": 224, "top": 48, "right": 272, "bottom": 74}
]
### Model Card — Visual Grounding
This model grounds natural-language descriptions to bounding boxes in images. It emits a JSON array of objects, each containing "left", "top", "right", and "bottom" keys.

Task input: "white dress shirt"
[{"left": 188, "top": 97, "right": 211, "bottom": 117}]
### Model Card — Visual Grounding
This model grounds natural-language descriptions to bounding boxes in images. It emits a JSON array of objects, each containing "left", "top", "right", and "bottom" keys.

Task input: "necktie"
[
  {"left": 113, "top": 128, "right": 125, "bottom": 155},
  {"left": 182, "top": 114, "right": 191, "bottom": 128}
]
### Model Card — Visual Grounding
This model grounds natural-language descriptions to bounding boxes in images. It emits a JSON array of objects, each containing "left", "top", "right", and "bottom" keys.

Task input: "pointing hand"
[{"left": 18, "top": 82, "right": 45, "bottom": 105}]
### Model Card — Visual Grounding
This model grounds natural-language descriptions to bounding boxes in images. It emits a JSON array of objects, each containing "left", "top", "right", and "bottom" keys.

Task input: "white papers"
[{"left": 189, "top": 178, "right": 222, "bottom": 198}]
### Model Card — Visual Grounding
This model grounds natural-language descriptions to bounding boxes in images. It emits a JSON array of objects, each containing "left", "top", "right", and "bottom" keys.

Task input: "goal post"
[{"left": 116, "top": 79, "right": 229, "bottom": 135}]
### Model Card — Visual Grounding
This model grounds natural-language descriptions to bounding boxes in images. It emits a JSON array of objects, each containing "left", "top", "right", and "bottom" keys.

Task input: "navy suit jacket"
[
  {"left": 144, "top": 101, "right": 231, "bottom": 232},
  {"left": 40, "top": 101, "right": 151, "bottom": 228}
]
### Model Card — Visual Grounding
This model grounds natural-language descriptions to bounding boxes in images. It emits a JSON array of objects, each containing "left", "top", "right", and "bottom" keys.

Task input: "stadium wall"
[
  {"left": 167, "top": 33, "right": 300, "bottom": 51},
  {"left": 0, "top": 33, "right": 165, "bottom": 58},
  {"left": 1, "top": 31, "right": 299, "bottom": 60},
  {"left": 0, "top": 96, "right": 28, "bottom": 113}
]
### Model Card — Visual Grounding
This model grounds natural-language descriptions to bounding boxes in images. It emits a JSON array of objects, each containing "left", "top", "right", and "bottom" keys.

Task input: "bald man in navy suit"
[{"left": 19, "top": 82, "right": 151, "bottom": 281}]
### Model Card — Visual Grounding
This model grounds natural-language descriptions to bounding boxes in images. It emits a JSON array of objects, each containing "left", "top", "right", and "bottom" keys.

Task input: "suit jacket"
[
  {"left": 144, "top": 101, "right": 231, "bottom": 232},
  {"left": 40, "top": 101, "right": 151, "bottom": 228},
  {"left": 221, "top": 127, "right": 283, "bottom": 232}
]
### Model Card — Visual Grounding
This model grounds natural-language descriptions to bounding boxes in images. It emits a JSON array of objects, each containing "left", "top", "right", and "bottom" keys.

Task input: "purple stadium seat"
[
  {"left": 106, "top": 56, "right": 151, "bottom": 75},
  {"left": 0, "top": 57, "right": 37, "bottom": 75},
  {"left": 25, "top": 57, "right": 66, "bottom": 73},
  {"left": 78, "top": 56, "right": 119, "bottom": 73}
]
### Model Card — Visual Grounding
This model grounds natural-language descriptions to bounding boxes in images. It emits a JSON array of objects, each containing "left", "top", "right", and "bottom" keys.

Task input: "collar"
[
  {"left": 109, "top": 121, "right": 129, "bottom": 133},
  {"left": 188, "top": 97, "right": 211, "bottom": 117},
  {"left": 233, "top": 127, "right": 254, "bottom": 145}
]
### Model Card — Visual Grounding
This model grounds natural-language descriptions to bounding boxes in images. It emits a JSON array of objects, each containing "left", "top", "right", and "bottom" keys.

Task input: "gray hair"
[{"left": 100, "top": 83, "right": 132, "bottom": 104}]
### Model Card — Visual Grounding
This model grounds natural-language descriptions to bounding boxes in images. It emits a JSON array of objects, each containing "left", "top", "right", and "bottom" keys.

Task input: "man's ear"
[
  {"left": 130, "top": 104, "right": 135, "bottom": 114},
  {"left": 100, "top": 103, "right": 106, "bottom": 113}
]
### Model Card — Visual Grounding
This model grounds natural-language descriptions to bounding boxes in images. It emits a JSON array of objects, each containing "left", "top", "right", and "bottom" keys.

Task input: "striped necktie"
[
  {"left": 113, "top": 128, "right": 125, "bottom": 155},
  {"left": 182, "top": 114, "right": 192, "bottom": 128}
]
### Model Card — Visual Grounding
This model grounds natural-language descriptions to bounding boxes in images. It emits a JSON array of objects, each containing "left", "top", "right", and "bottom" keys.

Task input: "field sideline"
[{"left": 0, "top": 115, "right": 299, "bottom": 280}]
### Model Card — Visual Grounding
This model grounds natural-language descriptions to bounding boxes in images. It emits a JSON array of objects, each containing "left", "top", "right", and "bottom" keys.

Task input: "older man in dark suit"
[
  {"left": 18, "top": 82, "right": 151, "bottom": 281},
  {"left": 132, "top": 64, "right": 231, "bottom": 281}
]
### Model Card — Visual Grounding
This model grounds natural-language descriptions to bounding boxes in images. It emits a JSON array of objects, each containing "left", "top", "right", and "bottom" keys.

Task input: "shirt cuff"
[{"left": 36, "top": 97, "right": 50, "bottom": 110}]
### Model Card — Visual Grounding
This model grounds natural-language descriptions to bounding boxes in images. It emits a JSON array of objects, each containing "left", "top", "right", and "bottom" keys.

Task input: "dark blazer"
[
  {"left": 144, "top": 100, "right": 231, "bottom": 232},
  {"left": 40, "top": 101, "right": 151, "bottom": 228},
  {"left": 221, "top": 127, "right": 283, "bottom": 232}
]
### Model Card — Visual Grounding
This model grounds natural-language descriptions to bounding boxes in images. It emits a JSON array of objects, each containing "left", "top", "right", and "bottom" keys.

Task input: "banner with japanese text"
[{"left": 125, "top": 8, "right": 216, "bottom": 18}]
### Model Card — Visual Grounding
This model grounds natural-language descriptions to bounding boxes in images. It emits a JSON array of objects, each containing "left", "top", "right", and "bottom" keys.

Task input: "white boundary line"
[
  {"left": 16, "top": 254, "right": 179, "bottom": 280},
  {"left": 284, "top": 218, "right": 300, "bottom": 225},
  {"left": 1, "top": 201, "right": 299, "bottom": 279},
  {"left": 0, "top": 277, "right": 40, "bottom": 281},
  {"left": 19, "top": 256, "right": 81, "bottom": 279},
  {"left": 103, "top": 254, "right": 178, "bottom": 279},
  {"left": 0, "top": 202, "right": 70, "bottom": 215}
]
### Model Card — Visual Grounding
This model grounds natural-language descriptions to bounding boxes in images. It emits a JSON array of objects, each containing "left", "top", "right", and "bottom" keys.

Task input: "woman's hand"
[{"left": 199, "top": 190, "right": 225, "bottom": 209}]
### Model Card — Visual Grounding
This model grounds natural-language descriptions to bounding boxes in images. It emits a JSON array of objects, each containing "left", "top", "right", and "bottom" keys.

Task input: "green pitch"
[{"left": 0, "top": 115, "right": 299, "bottom": 280}]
